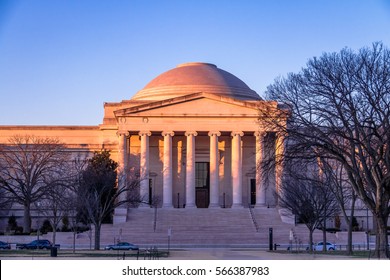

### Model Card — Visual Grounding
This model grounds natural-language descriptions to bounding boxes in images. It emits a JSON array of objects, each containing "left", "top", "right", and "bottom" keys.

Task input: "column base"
[
  {"left": 113, "top": 208, "right": 127, "bottom": 224},
  {"left": 231, "top": 203, "right": 244, "bottom": 208},
  {"left": 185, "top": 203, "right": 196, "bottom": 208},
  {"left": 139, "top": 203, "right": 151, "bottom": 208},
  {"left": 255, "top": 203, "right": 267, "bottom": 208},
  {"left": 209, "top": 203, "right": 220, "bottom": 208},
  {"left": 162, "top": 204, "right": 174, "bottom": 208}
]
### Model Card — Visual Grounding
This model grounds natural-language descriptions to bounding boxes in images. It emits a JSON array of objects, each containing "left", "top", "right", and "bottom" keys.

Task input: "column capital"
[
  {"left": 139, "top": 131, "right": 152, "bottom": 137},
  {"left": 231, "top": 131, "right": 244, "bottom": 137},
  {"left": 116, "top": 130, "right": 130, "bottom": 137},
  {"left": 185, "top": 131, "right": 198, "bottom": 137},
  {"left": 254, "top": 131, "right": 267, "bottom": 138},
  {"left": 162, "top": 131, "right": 175, "bottom": 137},
  {"left": 208, "top": 131, "right": 221, "bottom": 137}
]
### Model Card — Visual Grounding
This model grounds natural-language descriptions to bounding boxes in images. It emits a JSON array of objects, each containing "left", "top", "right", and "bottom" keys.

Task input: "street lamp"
[
  {"left": 36, "top": 202, "right": 41, "bottom": 240},
  {"left": 168, "top": 228, "right": 172, "bottom": 256},
  {"left": 366, "top": 208, "right": 369, "bottom": 250},
  {"left": 72, "top": 218, "right": 76, "bottom": 253}
]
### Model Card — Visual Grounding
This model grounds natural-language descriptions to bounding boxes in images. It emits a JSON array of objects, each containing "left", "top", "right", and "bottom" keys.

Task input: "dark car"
[
  {"left": 16, "top": 239, "right": 54, "bottom": 250},
  {"left": 104, "top": 242, "right": 139, "bottom": 251},
  {"left": 0, "top": 241, "right": 11, "bottom": 249}
]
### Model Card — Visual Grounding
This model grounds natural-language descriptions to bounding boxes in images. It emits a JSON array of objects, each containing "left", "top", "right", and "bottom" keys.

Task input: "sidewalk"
[
  {"left": 0, "top": 248, "right": 365, "bottom": 260},
  {"left": 167, "top": 248, "right": 361, "bottom": 260}
]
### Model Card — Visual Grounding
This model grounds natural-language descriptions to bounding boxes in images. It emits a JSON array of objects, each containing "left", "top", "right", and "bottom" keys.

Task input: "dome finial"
[{"left": 177, "top": 62, "right": 217, "bottom": 68}]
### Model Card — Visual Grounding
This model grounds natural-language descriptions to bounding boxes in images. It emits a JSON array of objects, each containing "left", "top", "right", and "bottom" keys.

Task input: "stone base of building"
[{"left": 113, "top": 208, "right": 128, "bottom": 224}]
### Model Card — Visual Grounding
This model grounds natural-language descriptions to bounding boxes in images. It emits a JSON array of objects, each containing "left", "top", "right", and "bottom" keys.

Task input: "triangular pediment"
[{"left": 114, "top": 92, "right": 266, "bottom": 117}]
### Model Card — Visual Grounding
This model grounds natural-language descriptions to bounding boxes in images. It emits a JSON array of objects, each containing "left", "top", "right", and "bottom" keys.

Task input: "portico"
[{"left": 116, "top": 129, "right": 275, "bottom": 209}]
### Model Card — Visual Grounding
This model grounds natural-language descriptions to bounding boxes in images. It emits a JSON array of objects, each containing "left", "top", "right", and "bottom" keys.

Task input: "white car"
[
  {"left": 104, "top": 242, "right": 139, "bottom": 251},
  {"left": 314, "top": 242, "right": 336, "bottom": 251}
]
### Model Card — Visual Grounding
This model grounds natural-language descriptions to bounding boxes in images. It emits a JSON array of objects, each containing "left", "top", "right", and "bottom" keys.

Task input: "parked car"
[
  {"left": 104, "top": 242, "right": 139, "bottom": 251},
  {"left": 314, "top": 242, "right": 336, "bottom": 251},
  {"left": 16, "top": 239, "right": 58, "bottom": 250},
  {"left": 0, "top": 241, "right": 11, "bottom": 249}
]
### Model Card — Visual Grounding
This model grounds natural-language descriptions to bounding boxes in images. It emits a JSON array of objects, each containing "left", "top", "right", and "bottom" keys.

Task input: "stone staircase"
[
  {"left": 98, "top": 207, "right": 335, "bottom": 248},
  {"left": 5, "top": 207, "right": 368, "bottom": 250},
  {"left": 100, "top": 208, "right": 257, "bottom": 246}
]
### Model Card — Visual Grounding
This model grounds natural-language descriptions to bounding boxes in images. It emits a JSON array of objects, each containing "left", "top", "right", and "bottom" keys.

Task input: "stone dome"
[{"left": 131, "top": 62, "right": 260, "bottom": 101}]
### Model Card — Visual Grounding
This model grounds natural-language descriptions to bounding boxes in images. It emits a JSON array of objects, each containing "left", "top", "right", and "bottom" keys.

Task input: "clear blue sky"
[{"left": 1, "top": 0, "right": 389, "bottom": 125}]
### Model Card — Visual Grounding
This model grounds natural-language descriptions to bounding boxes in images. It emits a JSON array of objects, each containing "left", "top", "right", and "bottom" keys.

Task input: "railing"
[
  {"left": 287, "top": 228, "right": 304, "bottom": 251},
  {"left": 144, "top": 246, "right": 160, "bottom": 260},
  {"left": 248, "top": 204, "right": 260, "bottom": 232}
]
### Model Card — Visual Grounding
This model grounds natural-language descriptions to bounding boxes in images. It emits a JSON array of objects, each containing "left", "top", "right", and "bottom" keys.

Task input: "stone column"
[
  {"left": 209, "top": 131, "right": 221, "bottom": 208},
  {"left": 114, "top": 130, "right": 129, "bottom": 224},
  {"left": 231, "top": 131, "right": 244, "bottom": 208},
  {"left": 275, "top": 132, "right": 285, "bottom": 195},
  {"left": 117, "top": 130, "right": 129, "bottom": 194},
  {"left": 185, "top": 131, "right": 197, "bottom": 208},
  {"left": 162, "top": 131, "right": 174, "bottom": 208},
  {"left": 254, "top": 131, "right": 266, "bottom": 207},
  {"left": 139, "top": 131, "right": 151, "bottom": 207}
]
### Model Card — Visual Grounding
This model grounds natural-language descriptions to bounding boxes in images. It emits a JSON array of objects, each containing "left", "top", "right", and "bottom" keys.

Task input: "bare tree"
[
  {"left": 37, "top": 183, "right": 76, "bottom": 245},
  {"left": 0, "top": 135, "right": 70, "bottom": 233},
  {"left": 264, "top": 42, "right": 390, "bottom": 258},
  {"left": 277, "top": 158, "right": 339, "bottom": 252},
  {"left": 319, "top": 157, "right": 358, "bottom": 255},
  {"left": 75, "top": 150, "right": 141, "bottom": 250},
  {"left": 0, "top": 187, "right": 12, "bottom": 210}
]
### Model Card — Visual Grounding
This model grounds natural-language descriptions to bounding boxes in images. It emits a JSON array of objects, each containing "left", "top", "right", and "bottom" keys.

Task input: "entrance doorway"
[
  {"left": 195, "top": 162, "right": 210, "bottom": 208},
  {"left": 250, "top": 179, "right": 256, "bottom": 205}
]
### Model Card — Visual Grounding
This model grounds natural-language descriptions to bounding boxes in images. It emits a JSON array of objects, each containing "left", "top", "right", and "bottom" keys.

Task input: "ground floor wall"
[{"left": 0, "top": 126, "right": 280, "bottom": 229}]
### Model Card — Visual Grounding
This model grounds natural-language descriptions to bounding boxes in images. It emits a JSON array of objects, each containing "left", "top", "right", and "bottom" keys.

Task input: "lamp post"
[
  {"left": 36, "top": 202, "right": 41, "bottom": 240},
  {"left": 168, "top": 228, "right": 172, "bottom": 256},
  {"left": 366, "top": 208, "right": 369, "bottom": 250},
  {"left": 72, "top": 218, "right": 76, "bottom": 253}
]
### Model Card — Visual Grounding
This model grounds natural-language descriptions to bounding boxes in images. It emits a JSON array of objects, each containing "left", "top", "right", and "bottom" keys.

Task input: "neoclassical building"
[{"left": 0, "top": 62, "right": 288, "bottom": 224}]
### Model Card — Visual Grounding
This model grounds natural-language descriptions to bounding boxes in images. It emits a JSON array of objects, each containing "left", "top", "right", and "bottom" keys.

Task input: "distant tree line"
[{"left": 0, "top": 136, "right": 142, "bottom": 250}]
